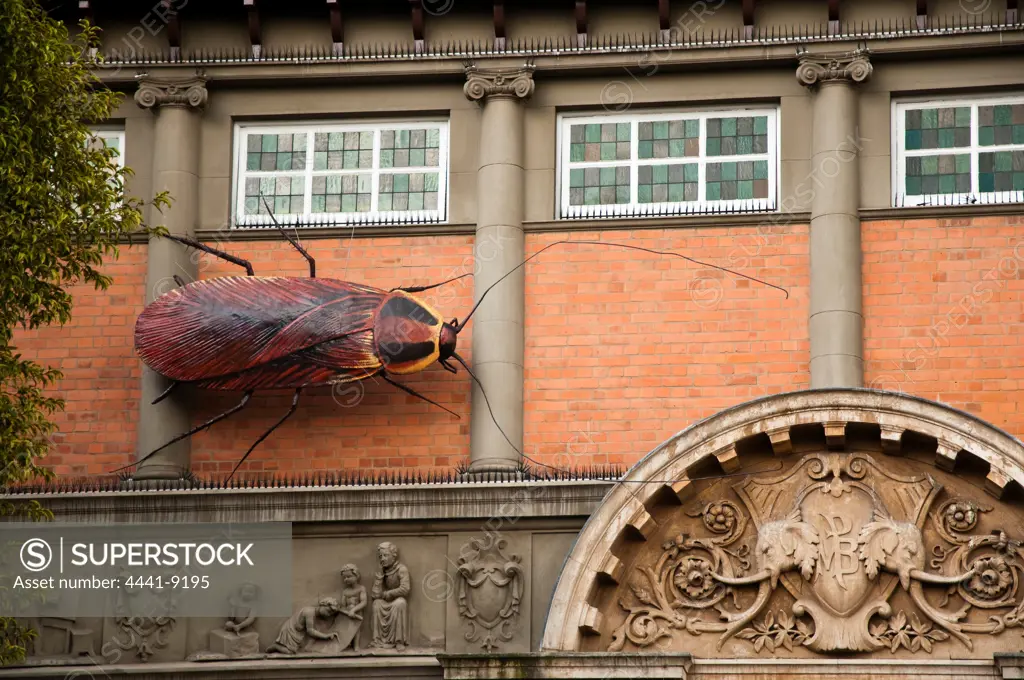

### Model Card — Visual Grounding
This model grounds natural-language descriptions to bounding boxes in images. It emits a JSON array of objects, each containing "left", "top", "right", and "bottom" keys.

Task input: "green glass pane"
[
  {"left": 599, "top": 167, "right": 616, "bottom": 185},
  {"left": 616, "top": 123, "right": 630, "bottom": 141},
  {"left": 638, "top": 185, "right": 652, "bottom": 202},
  {"left": 638, "top": 141, "right": 653, "bottom": 159},
  {"left": 753, "top": 116, "right": 768, "bottom": 135},
  {"left": 721, "top": 118, "right": 737, "bottom": 136},
  {"left": 685, "top": 164, "right": 698, "bottom": 181},
  {"left": 706, "top": 183, "right": 720, "bottom": 200},
  {"left": 653, "top": 121, "right": 669, "bottom": 139},
  {"left": 685, "top": 119, "right": 700, "bottom": 137},
  {"left": 585, "top": 124, "right": 601, "bottom": 143},
  {"left": 600, "top": 143, "right": 617, "bottom": 161}
]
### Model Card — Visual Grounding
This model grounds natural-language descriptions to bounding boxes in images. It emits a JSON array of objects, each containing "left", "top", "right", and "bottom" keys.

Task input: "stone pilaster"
[
  {"left": 463, "top": 65, "right": 534, "bottom": 473},
  {"left": 796, "top": 50, "right": 872, "bottom": 389},
  {"left": 133, "top": 74, "right": 207, "bottom": 479}
]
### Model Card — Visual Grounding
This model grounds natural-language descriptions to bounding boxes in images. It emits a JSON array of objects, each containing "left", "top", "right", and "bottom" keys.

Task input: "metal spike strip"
[
  {"left": 1, "top": 464, "right": 626, "bottom": 494},
  {"left": 94, "top": 16, "right": 1022, "bottom": 66}
]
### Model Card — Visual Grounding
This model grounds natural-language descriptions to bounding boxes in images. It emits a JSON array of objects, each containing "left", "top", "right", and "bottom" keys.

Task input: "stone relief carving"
[
  {"left": 611, "top": 453, "right": 1024, "bottom": 655},
  {"left": 266, "top": 597, "right": 345, "bottom": 654},
  {"left": 28, "top": 617, "right": 94, "bottom": 660},
  {"left": 111, "top": 573, "right": 177, "bottom": 662},
  {"left": 371, "top": 541, "right": 411, "bottom": 651},
  {"left": 205, "top": 582, "right": 261, "bottom": 659},
  {"left": 456, "top": 536, "right": 525, "bottom": 651},
  {"left": 305, "top": 564, "right": 367, "bottom": 654}
]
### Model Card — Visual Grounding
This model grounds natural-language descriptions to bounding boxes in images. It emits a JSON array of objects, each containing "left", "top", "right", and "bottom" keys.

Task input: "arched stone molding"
[{"left": 540, "top": 388, "right": 1024, "bottom": 655}]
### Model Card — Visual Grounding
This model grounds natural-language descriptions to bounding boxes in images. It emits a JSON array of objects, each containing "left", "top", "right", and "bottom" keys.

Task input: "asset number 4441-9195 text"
[{"left": 125, "top": 575, "right": 210, "bottom": 589}]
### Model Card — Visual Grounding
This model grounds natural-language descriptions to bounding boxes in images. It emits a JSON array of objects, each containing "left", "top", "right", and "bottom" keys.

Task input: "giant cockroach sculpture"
[{"left": 128, "top": 204, "right": 788, "bottom": 479}]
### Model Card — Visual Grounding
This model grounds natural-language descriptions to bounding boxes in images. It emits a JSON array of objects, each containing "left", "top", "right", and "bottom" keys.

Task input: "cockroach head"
[{"left": 439, "top": 319, "right": 458, "bottom": 361}]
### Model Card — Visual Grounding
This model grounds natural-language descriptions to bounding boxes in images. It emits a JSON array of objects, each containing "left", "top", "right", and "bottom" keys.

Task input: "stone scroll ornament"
[
  {"left": 110, "top": 571, "right": 177, "bottom": 662},
  {"left": 456, "top": 536, "right": 525, "bottom": 651},
  {"left": 611, "top": 453, "right": 1024, "bottom": 654}
]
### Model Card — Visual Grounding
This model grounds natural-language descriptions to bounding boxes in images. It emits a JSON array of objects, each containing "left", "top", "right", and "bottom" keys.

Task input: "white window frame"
[
  {"left": 89, "top": 127, "right": 125, "bottom": 168},
  {"left": 892, "top": 94, "right": 1024, "bottom": 207},
  {"left": 232, "top": 119, "right": 450, "bottom": 228},
  {"left": 556, "top": 106, "right": 779, "bottom": 219}
]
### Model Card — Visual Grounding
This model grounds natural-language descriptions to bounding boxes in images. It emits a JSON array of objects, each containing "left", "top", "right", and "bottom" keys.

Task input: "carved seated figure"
[
  {"left": 267, "top": 597, "right": 342, "bottom": 655},
  {"left": 209, "top": 582, "right": 261, "bottom": 658},
  {"left": 370, "top": 542, "right": 411, "bottom": 651}
]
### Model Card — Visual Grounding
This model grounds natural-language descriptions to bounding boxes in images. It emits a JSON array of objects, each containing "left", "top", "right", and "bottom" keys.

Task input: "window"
[
  {"left": 88, "top": 128, "right": 125, "bottom": 167},
  {"left": 894, "top": 95, "right": 1024, "bottom": 206},
  {"left": 233, "top": 120, "right": 449, "bottom": 227},
  {"left": 557, "top": 107, "right": 778, "bottom": 218}
]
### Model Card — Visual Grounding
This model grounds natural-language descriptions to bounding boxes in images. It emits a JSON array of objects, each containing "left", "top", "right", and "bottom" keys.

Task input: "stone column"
[
  {"left": 796, "top": 50, "right": 872, "bottom": 389},
  {"left": 463, "top": 65, "right": 534, "bottom": 473},
  {"left": 132, "top": 75, "right": 207, "bottom": 479}
]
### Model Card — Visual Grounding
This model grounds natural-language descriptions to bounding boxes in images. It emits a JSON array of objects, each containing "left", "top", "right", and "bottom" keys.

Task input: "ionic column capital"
[
  {"left": 134, "top": 73, "right": 208, "bottom": 110},
  {"left": 795, "top": 48, "right": 872, "bottom": 88},
  {"left": 464, "top": 64, "right": 535, "bottom": 103}
]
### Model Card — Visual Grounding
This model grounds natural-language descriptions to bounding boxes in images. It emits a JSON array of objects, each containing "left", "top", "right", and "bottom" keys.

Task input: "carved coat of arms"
[
  {"left": 612, "top": 453, "right": 1024, "bottom": 655},
  {"left": 456, "top": 536, "right": 524, "bottom": 651}
]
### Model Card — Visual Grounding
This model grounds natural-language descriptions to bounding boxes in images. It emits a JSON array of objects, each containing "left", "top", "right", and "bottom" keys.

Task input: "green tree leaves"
[{"left": 0, "top": 0, "right": 166, "bottom": 664}]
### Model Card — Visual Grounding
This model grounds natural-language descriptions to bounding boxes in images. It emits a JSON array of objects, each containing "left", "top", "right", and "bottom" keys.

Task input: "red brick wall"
[
  {"left": 37, "top": 215, "right": 1024, "bottom": 478},
  {"left": 523, "top": 225, "right": 810, "bottom": 470},
  {"left": 12, "top": 246, "right": 148, "bottom": 476},
  {"left": 188, "top": 236, "right": 475, "bottom": 475},
  {"left": 863, "top": 215, "right": 1024, "bottom": 440}
]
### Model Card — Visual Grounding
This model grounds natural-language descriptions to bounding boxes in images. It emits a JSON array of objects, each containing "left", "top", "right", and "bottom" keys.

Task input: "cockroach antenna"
[{"left": 452, "top": 239, "right": 789, "bottom": 334}]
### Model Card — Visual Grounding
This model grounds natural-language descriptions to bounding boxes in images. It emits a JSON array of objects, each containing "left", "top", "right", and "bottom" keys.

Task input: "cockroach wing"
[
  {"left": 194, "top": 332, "right": 383, "bottom": 391},
  {"left": 135, "top": 276, "right": 386, "bottom": 382}
]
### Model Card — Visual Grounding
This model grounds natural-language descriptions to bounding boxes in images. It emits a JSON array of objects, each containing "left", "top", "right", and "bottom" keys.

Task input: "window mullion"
[
  {"left": 630, "top": 120, "right": 639, "bottom": 213},
  {"left": 371, "top": 128, "right": 381, "bottom": 217},
  {"left": 698, "top": 113, "right": 707, "bottom": 210},
  {"left": 305, "top": 131, "right": 314, "bottom": 223},
  {"left": 971, "top": 103, "right": 980, "bottom": 199}
]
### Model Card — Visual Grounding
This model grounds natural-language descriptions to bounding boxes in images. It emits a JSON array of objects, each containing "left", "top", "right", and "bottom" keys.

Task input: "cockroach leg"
[
  {"left": 151, "top": 380, "right": 179, "bottom": 405},
  {"left": 382, "top": 375, "right": 459, "bottom": 418},
  {"left": 227, "top": 388, "right": 302, "bottom": 481},
  {"left": 439, "top": 359, "right": 457, "bottom": 374},
  {"left": 162, "top": 234, "right": 255, "bottom": 276},
  {"left": 172, "top": 275, "right": 186, "bottom": 288},
  {"left": 112, "top": 391, "right": 254, "bottom": 475}
]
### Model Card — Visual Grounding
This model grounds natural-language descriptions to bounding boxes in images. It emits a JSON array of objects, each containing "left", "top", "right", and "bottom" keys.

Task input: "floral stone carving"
[
  {"left": 611, "top": 453, "right": 1024, "bottom": 655},
  {"left": 456, "top": 535, "right": 525, "bottom": 651}
]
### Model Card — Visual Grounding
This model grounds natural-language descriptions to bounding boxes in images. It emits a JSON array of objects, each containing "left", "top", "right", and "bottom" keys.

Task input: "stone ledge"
[
  {"left": 439, "top": 652, "right": 693, "bottom": 679},
  {"left": 0, "top": 656, "right": 441, "bottom": 680},
  {"left": 0, "top": 480, "right": 614, "bottom": 525}
]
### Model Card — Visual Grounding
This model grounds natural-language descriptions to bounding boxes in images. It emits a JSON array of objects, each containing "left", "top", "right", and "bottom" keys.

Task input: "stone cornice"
[
  {"left": 134, "top": 74, "right": 209, "bottom": 110},
  {"left": 88, "top": 31, "right": 1024, "bottom": 87},
  {"left": 0, "top": 479, "right": 612, "bottom": 525},
  {"left": 463, "top": 64, "right": 535, "bottom": 102},
  {"left": 795, "top": 48, "right": 873, "bottom": 86}
]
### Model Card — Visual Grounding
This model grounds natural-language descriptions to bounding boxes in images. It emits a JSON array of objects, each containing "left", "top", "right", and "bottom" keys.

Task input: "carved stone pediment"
[{"left": 605, "top": 452, "right": 1024, "bottom": 657}]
